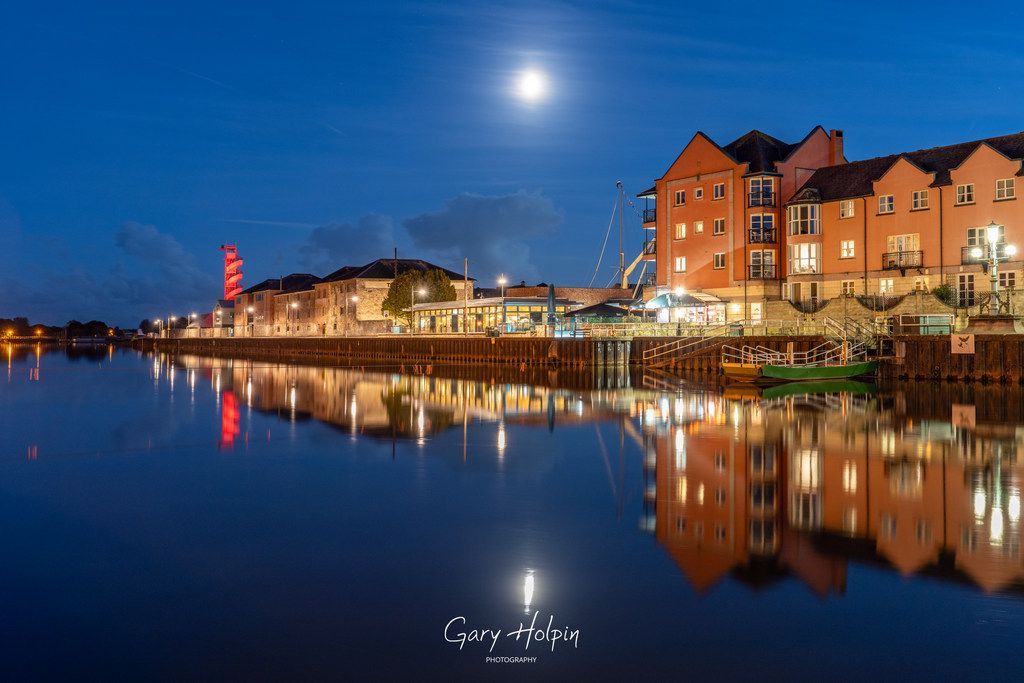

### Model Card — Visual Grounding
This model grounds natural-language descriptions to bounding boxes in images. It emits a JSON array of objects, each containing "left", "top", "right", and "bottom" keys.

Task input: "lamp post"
[
  {"left": 168, "top": 315, "right": 177, "bottom": 338},
  {"left": 410, "top": 288, "right": 426, "bottom": 334},
  {"left": 497, "top": 275, "right": 508, "bottom": 331},
  {"left": 345, "top": 295, "right": 359, "bottom": 336},
  {"left": 970, "top": 221, "right": 1017, "bottom": 315}
]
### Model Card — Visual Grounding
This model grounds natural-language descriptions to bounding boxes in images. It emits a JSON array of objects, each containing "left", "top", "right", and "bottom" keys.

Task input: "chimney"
[{"left": 829, "top": 129, "right": 845, "bottom": 166}]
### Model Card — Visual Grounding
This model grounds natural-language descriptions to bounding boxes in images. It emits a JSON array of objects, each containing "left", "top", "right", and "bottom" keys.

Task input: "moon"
[{"left": 516, "top": 70, "right": 547, "bottom": 102}]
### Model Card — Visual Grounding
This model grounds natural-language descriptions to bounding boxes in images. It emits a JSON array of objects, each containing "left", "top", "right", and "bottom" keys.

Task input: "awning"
[
  {"left": 645, "top": 292, "right": 724, "bottom": 309},
  {"left": 565, "top": 302, "right": 631, "bottom": 318}
]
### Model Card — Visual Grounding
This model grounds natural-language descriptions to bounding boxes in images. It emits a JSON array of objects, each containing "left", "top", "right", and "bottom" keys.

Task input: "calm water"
[{"left": 3, "top": 344, "right": 1024, "bottom": 679}]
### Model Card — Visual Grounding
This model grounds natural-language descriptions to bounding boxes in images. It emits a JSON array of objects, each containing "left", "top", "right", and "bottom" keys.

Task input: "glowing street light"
[
  {"left": 410, "top": 287, "right": 427, "bottom": 334},
  {"left": 974, "top": 221, "right": 1016, "bottom": 314}
]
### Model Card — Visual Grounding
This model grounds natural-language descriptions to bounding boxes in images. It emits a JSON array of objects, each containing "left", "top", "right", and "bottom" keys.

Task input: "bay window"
[
  {"left": 787, "top": 204, "right": 819, "bottom": 235},
  {"left": 788, "top": 243, "right": 820, "bottom": 274}
]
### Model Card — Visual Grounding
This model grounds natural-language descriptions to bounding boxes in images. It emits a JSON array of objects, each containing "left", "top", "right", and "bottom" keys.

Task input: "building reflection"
[{"left": 641, "top": 386, "right": 1024, "bottom": 597}]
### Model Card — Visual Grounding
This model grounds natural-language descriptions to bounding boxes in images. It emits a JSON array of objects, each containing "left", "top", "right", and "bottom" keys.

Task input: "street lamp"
[
  {"left": 290, "top": 300, "right": 299, "bottom": 334},
  {"left": 970, "top": 221, "right": 1016, "bottom": 314},
  {"left": 497, "top": 275, "right": 507, "bottom": 298},
  {"left": 410, "top": 287, "right": 426, "bottom": 334}
]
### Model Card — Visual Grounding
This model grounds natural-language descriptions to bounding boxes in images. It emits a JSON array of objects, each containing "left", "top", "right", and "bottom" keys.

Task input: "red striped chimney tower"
[{"left": 220, "top": 244, "right": 243, "bottom": 299}]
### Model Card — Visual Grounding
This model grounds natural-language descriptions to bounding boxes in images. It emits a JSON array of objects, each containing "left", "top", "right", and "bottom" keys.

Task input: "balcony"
[
  {"left": 747, "top": 264, "right": 777, "bottom": 279},
  {"left": 642, "top": 238, "right": 656, "bottom": 259},
  {"left": 642, "top": 208, "right": 657, "bottom": 224},
  {"left": 748, "top": 192, "right": 775, "bottom": 207},
  {"left": 748, "top": 229, "right": 777, "bottom": 244},
  {"left": 882, "top": 250, "right": 923, "bottom": 272},
  {"left": 962, "top": 243, "right": 1007, "bottom": 265}
]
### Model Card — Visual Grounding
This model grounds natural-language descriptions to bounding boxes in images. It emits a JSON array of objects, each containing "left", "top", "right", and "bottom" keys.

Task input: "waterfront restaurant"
[
  {"left": 644, "top": 290, "right": 728, "bottom": 324},
  {"left": 410, "top": 296, "right": 577, "bottom": 333}
]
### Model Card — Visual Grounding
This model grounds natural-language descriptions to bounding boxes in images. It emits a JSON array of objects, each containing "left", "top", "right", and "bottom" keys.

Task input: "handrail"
[
  {"left": 642, "top": 323, "right": 732, "bottom": 362},
  {"left": 722, "top": 340, "right": 866, "bottom": 368}
]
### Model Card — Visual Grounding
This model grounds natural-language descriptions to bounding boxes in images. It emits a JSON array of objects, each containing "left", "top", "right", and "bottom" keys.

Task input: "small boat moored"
[{"left": 721, "top": 341, "right": 877, "bottom": 384}]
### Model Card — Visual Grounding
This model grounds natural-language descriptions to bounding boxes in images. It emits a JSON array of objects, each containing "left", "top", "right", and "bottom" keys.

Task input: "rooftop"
[
  {"left": 792, "top": 131, "right": 1024, "bottom": 203},
  {"left": 321, "top": 258, "right": 471, "bottom": 283},
  {"left": 240, "top": 273, "right": 318, "bottom": 295}
]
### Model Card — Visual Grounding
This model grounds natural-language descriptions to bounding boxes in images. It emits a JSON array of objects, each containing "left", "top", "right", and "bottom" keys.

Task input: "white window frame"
[
  {"left": 839, "top": 200, "right": 854, "bottom": 219},
  {"left": 788, "top": 243, "right": 820, "bottom": 274},
  {"left": 712, "top": 182, "right": 725, "bottom": 200},
  {"left": 713, "top": 218, "right": 726, "bottom": 235},
  {"left": 674, "top": 222, "right": 686, "bottom": 240},
  {"left": 841, "top": 280, "right": 856, "bottom": 296},
  {"left": 840, "top": 240, "right": 855, "bottom": 259},
  {"left": 787, "top": 204, "right": 820, "bottom": 235},
  {"left": 879, "top": 278, "right": 894, "bottom": 294},
  {"left": 967, "top": 225, "right": 1004, "bottom": 246},
  {"left": 878, "top": 194, "right": 894, "bottom": 214},
  {"left": 956, "top": 183, "right": 974, "bottom": 205},
  {"left": 674, "top": 189, "right": 686, "bottom": 206},
  {"left": 912, "top": 189, "right": 929, "bottom": 210},
  {"left": 713, "top": 252, "right": 726, "bottom": 269},
  {"left": 750, "top": 214, "right": 774, "bottom": 232},
  {"left": 694, "top": 187, "right": 704, "bottom": 200},
  {"left": 673, "top": 256, "right": 687, "bottom": 272},
  {"left": 694, "top": 220, "right": 704, "bottom": 234},
  {"left": 997, "top": 178, "right": 1016, "bottom": 200}
]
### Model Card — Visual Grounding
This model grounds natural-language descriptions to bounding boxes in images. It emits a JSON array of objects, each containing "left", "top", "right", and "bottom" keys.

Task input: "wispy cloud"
[{"left": 223, "top": 218, "right": 320, "bottom": 229}]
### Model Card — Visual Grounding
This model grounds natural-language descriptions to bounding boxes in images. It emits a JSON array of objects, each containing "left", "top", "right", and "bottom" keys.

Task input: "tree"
[{"left": 381, "top": 269, "right": 458, "bottom": 326}]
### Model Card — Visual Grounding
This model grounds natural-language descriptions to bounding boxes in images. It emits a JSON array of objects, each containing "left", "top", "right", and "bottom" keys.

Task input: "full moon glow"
[{"left": 516, "top": 70, "right": 547, "bottom": 102}]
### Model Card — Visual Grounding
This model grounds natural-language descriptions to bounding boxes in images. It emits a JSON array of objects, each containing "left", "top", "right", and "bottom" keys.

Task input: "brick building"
[
  {"left": 234, "top": 274, "right": 319, "bottom": 337},
  {"left": 640, "top": 126, "right": 842, "bottom": 321}
]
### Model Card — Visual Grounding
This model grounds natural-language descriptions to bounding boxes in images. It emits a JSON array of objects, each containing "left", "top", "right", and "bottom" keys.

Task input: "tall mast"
[{"left": 617, "top": 181, "right": 624, "bottom": 286}]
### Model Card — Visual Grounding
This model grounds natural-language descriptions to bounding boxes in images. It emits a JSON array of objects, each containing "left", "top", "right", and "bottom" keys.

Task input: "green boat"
[{"left": 720, "top": 342, "right": 877, "bottom": 385}]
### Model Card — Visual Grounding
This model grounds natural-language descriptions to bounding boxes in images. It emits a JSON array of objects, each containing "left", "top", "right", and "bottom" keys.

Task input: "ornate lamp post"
[{"left": 970, "top": 221, "right": 1017, "bottom": 315}]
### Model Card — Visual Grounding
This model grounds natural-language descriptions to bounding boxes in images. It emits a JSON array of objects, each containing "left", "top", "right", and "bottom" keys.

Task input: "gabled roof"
[
  {"left": 240, "top": 273, "right": 318, "bottom": 295},
  {"left": 722, "top": 129, "right": 799, "bottom": 174},
  {"left": 277, "top": 274, "right": 322, "bottom": 295},
  {"left": 793, "top": 131, "right": 1024, "bottom": 203},
  {"left": 321, "top": 258, "right": 472, "bottom": 283}
]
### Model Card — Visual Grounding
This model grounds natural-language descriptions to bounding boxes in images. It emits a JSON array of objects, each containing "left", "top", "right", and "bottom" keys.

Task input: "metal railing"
[
  {"left": 642, "top": 323, "right": 733, "bottom": 365},
  {"left": 747, "top": 264, "right": 777, "bottom": 279},
  {"left": 748, "top": 192, "right": 775, "bottom": 207},
  {"left": 722, "top": 340, "right": 866, "bottom": 368},
  {"left": 643, "top": 239, "right": 656, "bottom": 255},
  {"left": 748, "top": 229, "right": 777, "bottom": 244},
  {"left": 882, "top": 250, "right": 923, "bottom": 270},
  {"left": 642, "top": 208, "right": 657, "bottom": 223}
]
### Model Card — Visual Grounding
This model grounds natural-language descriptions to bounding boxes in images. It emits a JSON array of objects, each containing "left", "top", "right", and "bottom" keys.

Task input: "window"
[
  {"left": 879, "top": 278, "right": 894, "bottom": 294},
  {"left": 714, "top": 488, "right": 726, "bottom": 506},
  {"left": 839, "top": 200, "right": 855, "bottom": 218},
  {"left": 913, "top": 276, "right": 929, "bottom": 292},
  {"left": 843, "top": 508, "right": 857, "bottom": 535},
  {"left": 750, "top": 445, "right": 775, "bottom": 475},
  {"left": 880, "top": 513, "right": 897, "bottom": 541},
  {"left": 694, "top": 220, "right": 704, "bottom": 234},
  {"left": 674, "top": 189, "right": 686, "bottom": 206},
  {"left": 1000, "top": 271, "right": 1017, "bottom": 290},
  {"left": 912, "top": 190, "right": 929, "bottom": 210},
  {"left": 788, "top": 243, "right": 820, "bottom": 274},
  {"left": 842, "top": 461, "right": 857, "bottom": 494},
  {"left": 878, "top": 194, "right": 894, "bottom": 214},
  {"left": 749, "top": 177, "right": 774, "bottom": 206},
  {"left": 840, "top": 240, "right": 855, "bottom": 259},
  {"left": 674, "top": 222, "right": 686, "bottom": 239},
  {"left": 713, "top": 183, "right": 725, "bottom": 200},
  {"left": 713, "top": 218, "right": 726, "bottom": 235},
  {"left": 841, "top": 280, "right": 856, "bottom": 296},
  {"left": 714, "top": 452, "right": 726, "bottom": 472},
  {"left": 967, "top": 225, "right": 1004, "bottom": 247},
  {"left": 694, "top": 187, "right": 704, "bottom": 200},
  {"left": 916, "top": 519, "right": 931, "bottom": 545},
  {"left": 713, "top": 252, "right": 726, "bottom": 269},
  {"left": 959, "top": 274, "right": 975, "bottom": 306},
  {"left": 956, "top": 183, "right": 974, "bottom": 204},
  {"left": 749, "top": 250, "right": 775, "bottom": 278},
  {"left": 997, "top": 178, "right": 1016, "bottom": 200},
  {"left": 674, "top": 256, "right": 687, "bottom": 272},
  {"left": 787, "top": 204, "right": 820, "bottom": 235},
  {"left": 714, "top": 524, "right": 727, "bottom": 542},
  {"left": 750, "top": 214, "right": 774, "bottom": 233}
]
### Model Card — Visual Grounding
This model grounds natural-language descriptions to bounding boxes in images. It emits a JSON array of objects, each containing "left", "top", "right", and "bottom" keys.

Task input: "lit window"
[
  {"left": 880, "top": 513, "right": 897, "bottom": 541},
  {"left": 713, "top": 183, "right": 725, "bottom": 200},
  {"left": 787, "top": 204, "right": 820, "bottom": 235},
  {"left": 839, "top": 200, "right": 854, "bottom": 218},
  {"left": 674, "top": 189, "right": 686, "bottom": 206},
  {"left": 842, "top": 460, "right": 857, "bottom": 494},
  {"left": 841, "top": 280, "right": 856, "bottom": 296},
  {"left": 997, "top": 178, "right": 1016, "bottom": 200},
  {"left": 878, "top": 194, "right": 894, "bottom": 214},
  {"left": 713, "top": 252, "right": 726, "bottom": 269},
  {"left": 916, "top": 519, "right": 931, "bottom": 545},
  {"left": 788, "top": 243, "right": 820, "bottom": 274},
  {"left": 694, "top": 220, "right": 704, "bottom": 234},
  {"left": 674, "top": 256, "right": 687, "bottom": 272},
  {"left": 713, "top": 218, "right": 726, "bottom": 235},
  {"left": 694, "top": 187, "right": 704, "bottom": 200},
  {"left": 843, "top": 507, "right": 857, "bottom": 535},
  {"left": 840, "top": 240, "right": 855, "bottom": 259},
  {"left": 675, "top": 223, "right": 686, "bottom": 239},
  {"left": 956, "top": 184, "right": 974, "bottom": 204},
  {"left": 912, "top": 190, "right": 929, "bottom": 210},
  {"left": 879, "top": 278, "right": 894, "bottom": 294}
]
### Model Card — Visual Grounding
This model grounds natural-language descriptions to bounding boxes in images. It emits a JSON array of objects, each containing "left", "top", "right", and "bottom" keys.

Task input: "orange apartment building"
[
  {"left": 640, "top": 126, "right": 842, "bottom": 321},
  {"left": 643, "top": 128, "right": 1024, "bottom": 317}
]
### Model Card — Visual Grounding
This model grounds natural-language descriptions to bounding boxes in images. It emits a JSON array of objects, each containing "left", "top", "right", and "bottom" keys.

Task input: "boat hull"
[{"left": 722, "top": 360, "right": 877, "bottom": 384}]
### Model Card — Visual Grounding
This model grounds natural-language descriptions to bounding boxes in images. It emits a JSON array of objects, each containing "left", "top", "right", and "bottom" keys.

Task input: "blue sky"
[{"left": 2, "top": 0, "right": 1022, "bottom": 325}]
